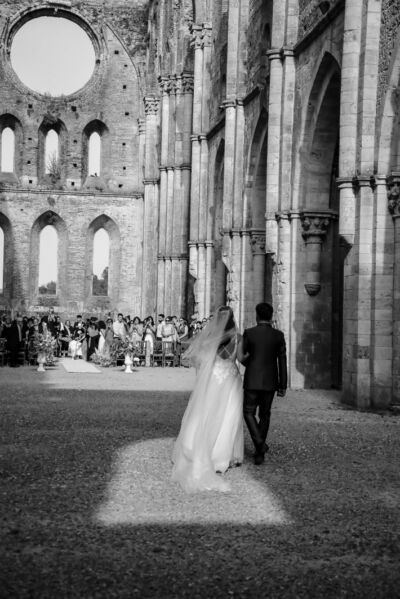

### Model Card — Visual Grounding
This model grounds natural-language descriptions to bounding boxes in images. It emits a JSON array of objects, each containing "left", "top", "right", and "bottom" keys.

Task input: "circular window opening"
[{"left": 10, "top": 16, "right": 96, "bottom": 96}]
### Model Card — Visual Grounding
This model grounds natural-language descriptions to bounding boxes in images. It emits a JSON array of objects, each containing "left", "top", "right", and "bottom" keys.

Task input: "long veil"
[{"left": 172, "top": 307, "right": 238, "bottom": 492}]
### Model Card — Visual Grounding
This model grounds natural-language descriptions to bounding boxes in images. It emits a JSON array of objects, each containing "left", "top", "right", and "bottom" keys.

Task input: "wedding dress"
[{"left": 172, "top": 308, "right": 244, "bottom": 493}]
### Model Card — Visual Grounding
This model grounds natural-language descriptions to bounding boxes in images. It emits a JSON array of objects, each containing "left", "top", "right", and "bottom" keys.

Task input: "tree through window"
[
  {"left": 38, "top": 225, "right": 58, "bottom": 294},
  {"left": 92, "top": 228, "right": 109, "bottom": 295},
  {"left": 45, "top": 129, "right": 59, "bottom": 176}
]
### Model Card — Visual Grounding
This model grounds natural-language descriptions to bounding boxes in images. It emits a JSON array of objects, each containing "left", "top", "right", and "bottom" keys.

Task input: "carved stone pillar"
[
  {"left": 300, "top": 211, "right": 334, "bottom": 296},
  {"left": 250, "top": 229, "right": 266, "bottom": 305},
  {"left": 142, "top": 97, "right": 160, "bottom": 316},
  {"left": 388, "top": 173, "right": 400, "bottom": 403}
]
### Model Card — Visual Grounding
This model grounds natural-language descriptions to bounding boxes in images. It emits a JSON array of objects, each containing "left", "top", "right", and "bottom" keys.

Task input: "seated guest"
[
  {"left": 129, "top": 316, "right": 143, "bottom": 346},
  {"left": 7, "top": 318, "right": 23, "bottom": 367},
  {"left": 41, "top": 308, "right": 58, "bottom": 337},
  {"left": 113, "top": 313, "right": 128, "bottom": 339},
  {"left": 73, "top": 314, "right": 84, "bottom": 329},
  {"left": 86, "top": 318, "right": 99, "bottom": 361},
  {"left": 161, "top": 316, "right": 178, "bottom": 343},
  {"left": 59, "top": 319, "right": 73, "bottom": 354},
  {"left": 69, "top": 322, "right": 85, "bottom": 360},
  {"left": 156, "top": 314, "right": 165, "bottom": 340},
  {"left": 97, "top": 320, "right": 106, "bottom": 354},
  {"left": 177, "top": 318, "right": 189, "bottom": 341},
  {"left": 143, "top": 316, "right": 156, "bottom": 355}
]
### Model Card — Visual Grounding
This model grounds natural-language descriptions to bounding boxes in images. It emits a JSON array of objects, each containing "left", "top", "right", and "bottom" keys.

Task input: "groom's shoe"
[
  {"left": 254, "top": 452, "right": 265, "bottom": 465},
  {"left": 254, "top": 442, "right": 269, "bottom": 465}
]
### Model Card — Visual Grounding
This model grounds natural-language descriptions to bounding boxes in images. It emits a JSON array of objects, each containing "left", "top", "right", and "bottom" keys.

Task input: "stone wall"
[
  {"left": 378, "top": 0, "right": 400, "bottom": 113},
  {"left": 0, "top": 0, "right": 152, "bottom": 317}
]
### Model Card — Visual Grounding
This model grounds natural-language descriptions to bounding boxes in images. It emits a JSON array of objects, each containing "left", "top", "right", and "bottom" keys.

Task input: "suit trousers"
[{"left": 243, "top": 389, "right": 275, "bottom": 451}]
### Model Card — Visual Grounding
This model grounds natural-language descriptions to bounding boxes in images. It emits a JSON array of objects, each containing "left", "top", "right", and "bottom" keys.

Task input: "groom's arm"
[{"left": 277, "top": 332, "right": 287, "bottom": 394}]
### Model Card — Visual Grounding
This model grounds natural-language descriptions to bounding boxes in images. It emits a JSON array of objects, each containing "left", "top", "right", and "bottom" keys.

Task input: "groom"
[{"left": 239, "top": 302, "right": 287, "bottom": 465}]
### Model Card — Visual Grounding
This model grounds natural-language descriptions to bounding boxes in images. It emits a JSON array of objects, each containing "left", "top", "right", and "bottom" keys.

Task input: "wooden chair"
[
  {"left": 151, "top": 341, "right": 163, "bottom": 367},
  {"left": 17, "top": 341, "right": 28, "bottom": 366},
  {"left": 162, "top": 341, "right": 177, "bottom": 367},
  {"left": 134, "top": 341, "right": 147, "bottom": 366},
  {"left": 27, "top": 338, "right": 38, "bottom": 365}
]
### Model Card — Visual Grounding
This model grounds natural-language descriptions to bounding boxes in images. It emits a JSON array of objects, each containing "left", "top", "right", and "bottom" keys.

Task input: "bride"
[{"left": 172, "top": 306, "right": 245, "bottom": 493}]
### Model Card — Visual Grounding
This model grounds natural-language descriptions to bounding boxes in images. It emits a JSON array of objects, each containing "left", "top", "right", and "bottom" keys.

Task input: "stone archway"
[
  {"left": 297, "top": 53, "right": 341, "bottom": 389},
  {"left": 211, "top": 140, "right": 227, "bottom": 311}
]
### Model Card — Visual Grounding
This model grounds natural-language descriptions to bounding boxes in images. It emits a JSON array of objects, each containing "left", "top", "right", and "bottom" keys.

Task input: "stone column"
[
  {"left": 388, "top": 174, "right": 400, "bottom": 404},
  {"left": 265, "top": 49, "right": 283, "bottom": 256},
  {"left": 142, "top": 97, "right": 160, "bottom": 317},
  {"left": 250, "top": 229, "right": 266, "bottom": 305},
  {"left": 300, "top": 211, "right": 333, "bottom": 296},
  {"left": 137, "top": 118, "right": 145, "bottom": 190},
  {"left": 204, "top": 240, "right": 214, "bottom": 317},
  {"left": 280, "top": 48, "right": 295, "bottom": 211},
  {"left": 275, "top": 213, "right": 291, "bottom": 344}
]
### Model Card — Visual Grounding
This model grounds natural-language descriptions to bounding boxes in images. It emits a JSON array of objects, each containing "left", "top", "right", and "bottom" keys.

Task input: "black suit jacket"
[{"left": 242, "top": 323, "right": 287, "bottom": 391}]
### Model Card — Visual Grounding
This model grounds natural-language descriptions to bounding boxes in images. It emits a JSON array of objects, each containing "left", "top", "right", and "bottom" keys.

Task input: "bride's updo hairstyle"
[
  {"left": 216, "top": 305, "right": 235, "bottom": 332},
  {"left": 182, "top": 305, "right": 236, "bottom": 367}
]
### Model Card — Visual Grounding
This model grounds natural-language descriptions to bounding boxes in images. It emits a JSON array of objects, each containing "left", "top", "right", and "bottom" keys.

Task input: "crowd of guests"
[{"left": 0, "top": 308, "right": 213, "bottom": 367}]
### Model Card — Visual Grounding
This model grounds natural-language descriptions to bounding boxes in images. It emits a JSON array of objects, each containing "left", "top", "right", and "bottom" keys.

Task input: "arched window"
[
  {"left": 0, "top": 227, "right": 4, "bottom": 293},
  {"left": 38, "top": 225, "right": 58, "bottom": 295},
  {"left": 88, "top": 131, "right": 101, "bottom": 176},
  {"left": 45, "top": 129, "right": 59, "bottom": 175},
  {"left": 1, "top": 127, "right": 15, "bottom": 172},
  {"left": 92, "top": 228, "right": 109, "bottom": 295}
]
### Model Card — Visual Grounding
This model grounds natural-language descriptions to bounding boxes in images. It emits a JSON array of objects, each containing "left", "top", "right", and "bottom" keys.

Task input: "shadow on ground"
[{"left": 1, "top": 377, "right": 400, "bottom": 598}]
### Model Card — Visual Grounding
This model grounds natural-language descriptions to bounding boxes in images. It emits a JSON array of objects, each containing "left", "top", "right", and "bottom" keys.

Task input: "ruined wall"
[
  {"left": 378, "top": 0, "right": 400, "bottom": 113},
  {"left": 0, "top": 0, "right": 151, "bottom": 317}
]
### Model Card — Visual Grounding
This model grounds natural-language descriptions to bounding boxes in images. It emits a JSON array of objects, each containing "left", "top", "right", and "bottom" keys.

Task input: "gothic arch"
[
  {"left": 246, "top": 108, "right": 268, "bottom": 228},
  {"left": 29, "top": 211, "right": 68, "bottom": 301},
  {"left": 211, "top": 140, "right": 227, "bottom": 309},
  {"left": 377, "top": 29, "right": 400, "bottom": 172},
  {"left": 0, "top": 113, "right": 23, "bottom": 178},
  {"left": 38, "top": 118, "right": 68, "bottom": 182},
  {"left": 82, "top": 119, "right": 110, "bottom": 183},
  {"left": 0, "top": 212, "right": 13, "bottom": 299},
  {"left": 301, "top": 52, "right": 341, "bottom": 209},
  {"left": 85, "top": 214, "right": 121, "bottom": 307}
]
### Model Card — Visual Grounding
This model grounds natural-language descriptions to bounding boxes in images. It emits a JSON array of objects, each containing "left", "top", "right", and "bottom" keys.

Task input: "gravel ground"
[{"left": 1, "top": 365, "right": 400, "bottom": 599}]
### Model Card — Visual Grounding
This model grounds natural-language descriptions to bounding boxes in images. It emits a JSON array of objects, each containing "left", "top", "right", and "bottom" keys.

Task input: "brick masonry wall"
[
  {"left": 0, "top": 190, "right": 144, "bottom": 318},
  {"left": 378, "top": 0, "right": 400, "bottom": 113},
  {"left": 0, "top": 0, "right": 152, "bottom": 317}
]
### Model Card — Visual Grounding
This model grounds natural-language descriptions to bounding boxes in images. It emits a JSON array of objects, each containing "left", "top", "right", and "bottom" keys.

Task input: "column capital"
[
  {"left": 143, "top": 178, "right": 159, "bottom": 185},
  {"left": 387, "top": 172, "right": 400, "bottom": 218},
  {"left": 266, "top": 46, "right": 294, "bottom": 62},
  {"left": 158, "top": 75, "right": 173, "bottom": 94},
  {"left": 181, "top": 72, "right": 194, "bottom": 93},
  {"left": 144, "top": 96, "right": 159, "bottom": 115},
  {"left": 250, "top": 229, "right": 266, "bottom": 255},
  {"left": 300, "top": 210, "right": 336, "bottom": 243},
  {"left": 221, "top": 99, "right": 237, "bottom": 110},
  {"left": 190, "top": 23, "right": 212, "bottom": 49}
]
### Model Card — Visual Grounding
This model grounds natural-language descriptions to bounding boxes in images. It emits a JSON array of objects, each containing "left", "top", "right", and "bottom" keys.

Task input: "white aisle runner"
[{"left": 59, "top": 358, "right": 102, "bottom": 374}]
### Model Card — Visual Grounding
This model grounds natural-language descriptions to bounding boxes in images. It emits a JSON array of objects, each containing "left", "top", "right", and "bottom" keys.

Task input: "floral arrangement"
[
  {"left": 90, "top": 338, "right": 139, "bottom": 368},
  {"left": 91, "top": 348, "right": 113, "bottom": 368},
  {"left": 33, "top": 333, "right": 57, "bottom": 363}
]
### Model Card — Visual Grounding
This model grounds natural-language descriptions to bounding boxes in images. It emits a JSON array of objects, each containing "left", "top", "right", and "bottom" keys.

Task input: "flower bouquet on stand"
[
  {"left": 110, "top": 337, "right": 138, "bottom": 372},
  {"left": 33, "top": 333, "right": 58, "bottom": 371}
]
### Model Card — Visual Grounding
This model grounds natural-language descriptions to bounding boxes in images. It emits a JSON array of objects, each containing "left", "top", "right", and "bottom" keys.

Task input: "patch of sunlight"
[{"left": 94, "top": 438, "right": 292, "bottom": 526}]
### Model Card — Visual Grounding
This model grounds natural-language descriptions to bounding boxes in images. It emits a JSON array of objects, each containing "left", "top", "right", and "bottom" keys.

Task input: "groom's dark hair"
[{"left": 256, "top": 302, "right": 273, "bottom": 321}]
